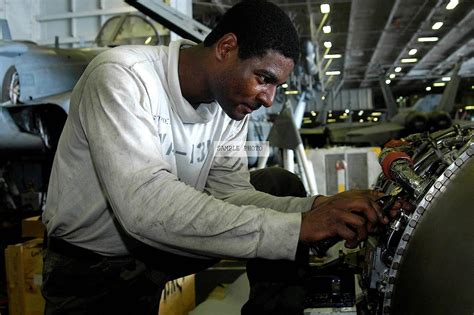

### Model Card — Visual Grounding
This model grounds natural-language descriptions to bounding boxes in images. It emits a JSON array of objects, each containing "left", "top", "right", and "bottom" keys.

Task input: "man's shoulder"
[{"left": 89, "top": 45, "right": 167, "bottom": 71}]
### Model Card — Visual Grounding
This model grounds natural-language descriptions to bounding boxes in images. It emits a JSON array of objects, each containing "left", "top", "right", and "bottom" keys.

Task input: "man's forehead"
[{"left": 257, "top": 51, "right": 295, "bottom": 78}]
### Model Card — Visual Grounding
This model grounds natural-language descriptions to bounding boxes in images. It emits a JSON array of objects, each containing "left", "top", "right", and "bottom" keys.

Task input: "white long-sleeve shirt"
[{"left": 43, "top": 39, "right": 315, "bottom": 261}]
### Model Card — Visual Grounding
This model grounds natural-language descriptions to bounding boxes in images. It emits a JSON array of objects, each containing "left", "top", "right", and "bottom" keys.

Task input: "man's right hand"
[{"left": 299, "top": 190, "right": 387, "bottom": 248}]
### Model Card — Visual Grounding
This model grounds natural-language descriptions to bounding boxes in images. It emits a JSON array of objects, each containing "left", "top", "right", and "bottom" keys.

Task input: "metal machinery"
[
  {"left": 360, "top": 124, "right": 474, "bottom": 314},
  {"left": 303, "top": 125, "right": 473, "bottom": 314}
]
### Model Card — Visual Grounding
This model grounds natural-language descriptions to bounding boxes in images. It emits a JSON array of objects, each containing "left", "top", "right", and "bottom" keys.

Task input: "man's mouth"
[{"left": 243, "top": 104, "right": 261, "bottom": 113}]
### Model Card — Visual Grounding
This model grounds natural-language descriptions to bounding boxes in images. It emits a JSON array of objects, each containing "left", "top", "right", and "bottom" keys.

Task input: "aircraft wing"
[
  {"left": 344, "top": 122, "right": 405, "bottom": 146},
  {"left": 346, "top": 122, "right": 405, "bottom": 136}
]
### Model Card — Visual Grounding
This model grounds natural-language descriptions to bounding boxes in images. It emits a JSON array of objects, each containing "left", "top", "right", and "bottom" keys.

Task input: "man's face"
[{"left": 214, "top": 50, "right": 294, "bottom": 121}]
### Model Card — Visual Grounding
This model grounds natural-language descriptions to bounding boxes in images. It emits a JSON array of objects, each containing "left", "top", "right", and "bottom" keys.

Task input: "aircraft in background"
[
  {"left": 0, "top": 13, "right": 160, "bottom": 153},
  {"left": 344, "top": 61, "right": 467, "bottom": 146}
]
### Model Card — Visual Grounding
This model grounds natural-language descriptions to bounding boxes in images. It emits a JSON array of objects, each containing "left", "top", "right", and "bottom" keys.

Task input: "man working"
[{"left": 42, "top": 1, "right": 398, "bottom": 314}]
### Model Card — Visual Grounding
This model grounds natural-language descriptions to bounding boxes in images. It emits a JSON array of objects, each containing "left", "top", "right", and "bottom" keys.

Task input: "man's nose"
[{"left": 257, "top": 86, "right": 276, "bottom": 108}]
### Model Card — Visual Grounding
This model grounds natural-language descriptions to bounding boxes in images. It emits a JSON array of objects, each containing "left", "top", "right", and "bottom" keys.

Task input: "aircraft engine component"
[{"left": 362, "top": 125, "right": 473, "bottom": 314}]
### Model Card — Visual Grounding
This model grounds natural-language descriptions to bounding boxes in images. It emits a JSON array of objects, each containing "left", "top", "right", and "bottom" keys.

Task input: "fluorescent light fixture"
[
  {"left": 323, "top": 25, "right": 331, "bottom": 34},
  {"left": 426, "top": 86, "right": 432, "bottom": 91},
  {"left": 408, "top": 48, "right": 417, "bottom": 55},
  {"left": 418, "top": 37, "right": 439, "bottom": 42},
  {"left": 144, "top": 36, "right": 152, "bottom": 45},
  {"left": 465, "top": 105, "right": 474, "bottom": 110},
  {"left": 324, "top": 54, "right": 342, "bottom": 59},
  {"left": 325, "top": 70, "right": 341, "bottom": 75},
  {"left": 281, "top": 83, "right": 288, "bottom": 88},
  {"left": 385, "top": 79, "right": 391, "bottom": 84},
  {"left": 433, "top": 82, "right": 446, "bottom": 87},
  {"left": 446, "top": 0, "right": 459, "bottom": 10},
  {"left": 432, "top": 22, "right": 444, "bottom": 30},
  {"left": 320, "top": 4, "right": 330, "bottom": 14},
  {"left": 285, "top": 90, "right": 299, "bottom": 95},
  {"left": 323, "top": 41, "right": 332, "bottom": 48},
  {"left": 401, "top": 58, "right": 418, "bottom": 63},
  {"left": 394, "top": 67, "right": 402, "bottom": 73},
  {"left": 441, "top": 77, "right": 451, "bottom": 81},
  {"left": 389, "top": 73, "right": 396, "bottom": 79}
]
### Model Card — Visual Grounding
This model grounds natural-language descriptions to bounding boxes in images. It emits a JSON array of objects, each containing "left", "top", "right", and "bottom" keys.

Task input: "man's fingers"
[
  {"left": 338, "top": 212, "right": 368, "bottom": 243},
  {"left": 337, "top": 225, "right": 357, "bottom": 246}
]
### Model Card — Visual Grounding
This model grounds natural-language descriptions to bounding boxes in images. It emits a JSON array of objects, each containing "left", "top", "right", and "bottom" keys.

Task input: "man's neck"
[{"left": 178, "top": 44, "right": 214, "bottom": 108}]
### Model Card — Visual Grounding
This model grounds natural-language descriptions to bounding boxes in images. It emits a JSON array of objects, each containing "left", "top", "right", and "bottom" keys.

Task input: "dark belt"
[{"left": 47, "top": 237, "right": 106, "bottom": 261}]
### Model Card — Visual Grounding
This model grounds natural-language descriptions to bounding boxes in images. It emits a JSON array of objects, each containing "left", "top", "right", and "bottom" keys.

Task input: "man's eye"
[{"left": 258, "top": 75, "right": 268, "bottom": 84}]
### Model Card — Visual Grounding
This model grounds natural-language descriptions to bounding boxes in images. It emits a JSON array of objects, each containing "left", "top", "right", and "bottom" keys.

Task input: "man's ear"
[{"left": 215, "top": 33, "right": 238, "bottom": 62}]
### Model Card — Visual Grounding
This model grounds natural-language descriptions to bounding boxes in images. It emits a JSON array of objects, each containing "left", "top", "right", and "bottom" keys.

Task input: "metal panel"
[
  {"left": 309, "top": 147, "right": 381, "bottom": 195},
  {"left": 347, "top": 153, "right": 368, "bottom": 190}
]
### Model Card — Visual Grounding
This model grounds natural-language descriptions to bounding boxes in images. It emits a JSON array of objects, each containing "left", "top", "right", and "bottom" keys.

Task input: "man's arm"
[{"left": 204, "top": 122, "right": 390, "bottom": 248}]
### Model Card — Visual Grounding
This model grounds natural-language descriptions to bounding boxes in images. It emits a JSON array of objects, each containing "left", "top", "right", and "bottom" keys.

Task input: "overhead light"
[
  {"left": 323, "top": 41, "right": 332, "bottom": 48},
  {"left": 446, "top": 0, "right": 459, "bottom": 10},
  {"left": 426, "top": 86, "right": 432, "bottom": 91},
  {"left": 320, "top": 4, "right": 330, "bottom": 14},
  {"left": 281, "top": 83, "right": 288, "bottom": 89},
  {"left": 144, "top": 36, "right": 152, "bottom": 45},
  {"left": 325, "top": 70, "right": 341, "bottom": 75},
  {"left": 389, "top": 73, "right": 396, "bottom": 79},
  {"left": 394, "top": 67, "right": 402, "bottom": 73},
  {"left": 466, "top": 105, "right": 474, "bottom": 110},
  {"left": 285, "top": 90, "right": 299, "bottom": 95},
  {"left": 408, "top": 48, "right": 418, "bottom": 55},
  {"left": 432, "top": 22, "right": 444, "bottom": 30},
  {"left": 323, "top": 25, "right": 331, "bottom": 34},
  {"left": 418, "top": 37, "right": 439, "bottom": 42},
  {"left": 433, "top": 82, "right": 446, "bottom": 87},
  {"left": 401, "top": 58, "right": 418, "bottom": 63},
  {"left": 385, "top": 79, "right": 391, "bottom": 84},
  {"left": 324, "top": 54, "right": 342, "bottom": 59},
  {"left": 441, "top": 77, "right": 451, "bottom": 81},
  {"left": 321, "top": 96, "right": 326, "bottom": 100},
  {"left": 372, "top": 112, "right": 383, "bottom": 116}
]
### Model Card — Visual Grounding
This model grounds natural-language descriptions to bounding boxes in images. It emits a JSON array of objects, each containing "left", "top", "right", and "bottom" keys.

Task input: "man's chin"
[{"left": 224, "top": 110, "right": 247, "bottom": 121}]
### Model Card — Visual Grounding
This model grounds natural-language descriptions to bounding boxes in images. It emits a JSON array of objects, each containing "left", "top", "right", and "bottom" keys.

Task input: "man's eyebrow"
[{"left": 258, "top": 70, "right": 279, "bottom": 83}]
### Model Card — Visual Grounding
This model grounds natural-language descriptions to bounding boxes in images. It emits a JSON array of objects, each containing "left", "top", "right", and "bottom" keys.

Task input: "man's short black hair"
[{"left": 203, "top": 0, "right": 300, "bottom": 63}]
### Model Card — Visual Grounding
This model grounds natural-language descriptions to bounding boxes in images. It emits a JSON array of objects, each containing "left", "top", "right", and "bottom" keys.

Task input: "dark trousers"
[{"left": 42, "top": 167, "right": 309, "bottom": 315}]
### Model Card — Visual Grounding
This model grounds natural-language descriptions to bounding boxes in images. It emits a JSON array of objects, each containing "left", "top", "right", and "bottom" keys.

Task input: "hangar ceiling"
[{"left": 191, "top": 0, "right": 474, "bottom": 94}]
